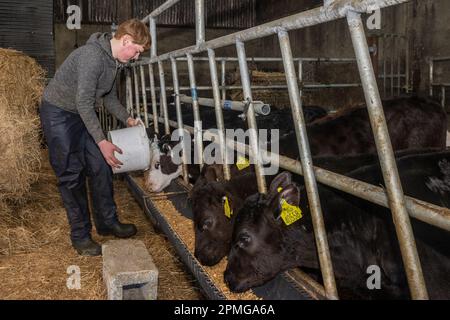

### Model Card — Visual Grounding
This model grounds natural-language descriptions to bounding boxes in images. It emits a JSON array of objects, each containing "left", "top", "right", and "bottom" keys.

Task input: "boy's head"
[{"left": 112, "top": 19, "right": 151, "bottom": 63}]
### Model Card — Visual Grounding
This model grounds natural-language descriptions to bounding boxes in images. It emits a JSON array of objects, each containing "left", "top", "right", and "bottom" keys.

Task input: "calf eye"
[
  {"left": 200, "top": 218, "right": 213, "bottom": 232},
  {"left": 155, "top": 162, "right": 160, "bottom": 170},
  {"left": 237, "top": 234, "right": 251, "bottom": 249}
]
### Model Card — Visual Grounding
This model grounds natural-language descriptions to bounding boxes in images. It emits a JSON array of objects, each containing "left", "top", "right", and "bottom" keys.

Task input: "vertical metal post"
[
  {"left": 298, "top": 59, "right": 303, "bottom": 85},
  {"left": 148, "top": 63, "right": 159, "bottom": 134},
  {"left": 187, "top": 53, "right": 205, "bottom": 170},
  {"left": 171, "top": 57, "right": 189, "bottom": 184},
  {"left": 150, "top": 17, "right": 157, "bottom": 58},
  {"left": 391, "top": 35, "right": 395, "bottom": 97},
  {"left": 236, "top": 40, "right": 267, "bottom": 194},
  {"left": 158, "top": 60, "right": 171, "bottom": 135},
  {"left": 383, "top": 35, "right": 387, "bottom": 98},
  {"left": 278, "top": 30, "right": 338, "bottom": 300},
  {"left": 441, "top": 86, "right": 446, "bottom": 109},
  {"left": 347, "top": 11, "right": 428, "bottom": 300},
  {"left": 429, "top": 60, "right": 434, "bottom": 97},
  {"left": 405, "top": 36, "right": 410, "bottom": 93},
  {"left": 195, "top": 0, "right": 205, "bottom": 46},
  {"left": 221, "top": 59, "right": 227, "bottom": 101},
  {"left": 397, "top": 37, "right": 401, "bottom": 96},
  {"left": 140, "top": 65, "right": 149, "bottom": 127},
  {"left": 133, "top": 66, "right": 141, "bottom": 119},
  {"left": 126, "top": 68, "right": 134, "bottom": 117},
  {"left": 208, "top": 48, "right": 231, "bottom": 180}
]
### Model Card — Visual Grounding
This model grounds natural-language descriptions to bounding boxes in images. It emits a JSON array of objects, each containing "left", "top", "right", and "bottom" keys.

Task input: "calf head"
[
  {"left": 190, "top": 180, "right": 241, "bottom": 266},
  {"left": 224, "top": 172, "right": 312, "bottom": 292},
  {"left": 145, "top": 135, "right": 182, "bottom": 193}
]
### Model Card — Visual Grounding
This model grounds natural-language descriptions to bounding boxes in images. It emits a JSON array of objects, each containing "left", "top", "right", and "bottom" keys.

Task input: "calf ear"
[
  {"left": 279, "top": 184, "right": 301, "bottom": 207},
  {"left": 269, "top": 171, "right": 292, "bottom": 195}
]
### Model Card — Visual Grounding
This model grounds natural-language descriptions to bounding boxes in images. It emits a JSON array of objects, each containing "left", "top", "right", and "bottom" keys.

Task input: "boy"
[{"left": 40, "top": 19, "right": 151, "bottom": 256}]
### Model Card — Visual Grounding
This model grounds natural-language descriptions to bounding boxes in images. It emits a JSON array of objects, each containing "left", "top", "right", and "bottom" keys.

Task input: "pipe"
[
  {"left": 150, "top": 17, "right": 157, "bottom": 58},
  {"left": 195, "top": 0, "right": 205, "bottom": 46},
  {"left": 141, "top": 0, "right": 182, "bottom": 23},
  {"left": 347, "top": 11, "right": 428, "bottom": 300},
  {"left": 148, "top": 63, "right": 159, "bottom": 134},
  {"left": 179, "top": 95, "right": 271, "bottom": 116},
  {"left": 171, "top": 57, "right": 189, "bottom": 184},
  {"left": 133, "top": 66, "right": 141, "bottom": 119},
  {"left": 208, "top": 48, "right": 231, "bottom": 180},
  {"left": 186, "top": 53, "right": 205, "bottom": 170},
  {"left": 158, "top": 60, "right": 171, "bottom": 135},
  {"left": 140, "top": 65, "right": 149, "bottom": 127},
  {"left": 146, "top": 84, "right": 362, "bottom": 92},
  {"left": 236, "top": 40, "right": 267, "bottom": 194},
  {"left": 126, "top": 68, "right": 133, "bottom": 117},
  {"left": 278, "top": 30, "right": 338, "bottom": 300}
]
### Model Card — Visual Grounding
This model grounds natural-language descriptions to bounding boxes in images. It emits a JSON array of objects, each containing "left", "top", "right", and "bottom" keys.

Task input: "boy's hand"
[
  {"left": 127, "top": 117, "right": 143, "bottom": 127},
  {"left": 98, "top": 140, "right": 123, "bottom": 168}
]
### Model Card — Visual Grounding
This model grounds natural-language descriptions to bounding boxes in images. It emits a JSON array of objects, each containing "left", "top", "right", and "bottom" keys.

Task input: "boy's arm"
[
  {"left": 75, "top": 51, "right": 106, "bottom": 143},
  {"left": 103, "top": 80, "right": 131, "bottom": 125}
]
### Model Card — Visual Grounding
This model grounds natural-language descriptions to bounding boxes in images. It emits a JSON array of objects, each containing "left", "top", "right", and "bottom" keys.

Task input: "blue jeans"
[{"left": 39, "top": 100, "right": 118, "bottom": 242}]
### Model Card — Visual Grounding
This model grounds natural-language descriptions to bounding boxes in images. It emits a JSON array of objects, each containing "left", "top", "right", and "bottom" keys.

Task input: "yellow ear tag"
[
  {"left": 236, "top": 156, "right": 250, "bottom": 171},
  {"left": 277, "top": 187, "right": 283, "bottom": 193},
  {"left": 224, "top": 196, "right": 233, "bottom": 219},
  {"left": 280, "top": 199, "right": 302, "bottom": 226}
]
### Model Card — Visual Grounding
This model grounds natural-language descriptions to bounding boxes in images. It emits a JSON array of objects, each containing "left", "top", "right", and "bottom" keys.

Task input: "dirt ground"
[{"left": 0, "top": 150, "right": 203, "bottom": 300}]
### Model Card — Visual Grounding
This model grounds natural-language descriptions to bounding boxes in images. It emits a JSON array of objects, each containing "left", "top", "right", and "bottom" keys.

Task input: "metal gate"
[{"left": 103, "top": 0, "right": 450, "bottom": 300}]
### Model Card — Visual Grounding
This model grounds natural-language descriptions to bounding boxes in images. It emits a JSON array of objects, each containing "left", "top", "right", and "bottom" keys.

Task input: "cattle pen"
[{"left": 91, "top": 0, "right": 450, "bottom": 301}]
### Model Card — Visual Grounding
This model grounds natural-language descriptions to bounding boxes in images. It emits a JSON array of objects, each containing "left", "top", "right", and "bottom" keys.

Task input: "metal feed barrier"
[
  {"left": 429, "top": 56, "right": 450, "bottom": 111},
  {"left": 100, "top": 0, "right": 450, "bottom": 300}
]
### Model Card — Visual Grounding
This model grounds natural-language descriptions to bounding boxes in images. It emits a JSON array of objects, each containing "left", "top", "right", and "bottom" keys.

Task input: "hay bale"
[{"left": 0, "top": 48, "right": 45, "bottom": 202}]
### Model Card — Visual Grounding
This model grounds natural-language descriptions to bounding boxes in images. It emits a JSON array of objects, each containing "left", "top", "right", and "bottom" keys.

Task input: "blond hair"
[{"left": 114, "top": 19, "right": 151, "bottom": 50}]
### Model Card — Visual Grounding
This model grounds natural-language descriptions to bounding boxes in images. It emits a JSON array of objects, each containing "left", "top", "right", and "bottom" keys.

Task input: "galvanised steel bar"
[
  {"left": 391, "top": 35, "right": 395, "bottom": 97},
  {"left": 195, "top": 0, "right": 205, "bottom": 46},
  {"left": 405, "top": 36, "right": 410, "bottom": 93},
  {"left": 186, "top": 53, "right": 205, "bottom": 170},
  {"left": 397, "top": 38, "right": 401, "bottom": 96},
  {"left": 140, "top": 65, "right": 149, "bottom": 127},
  {"left": 441, "top": 86, "right": 446, "bottom": 108},
  {"left": 208, "top": 48, "right": 231, "bottom": 180},
  {"left": 236, "top": 40, "right": 267, "bottom": 194},
  {"left": 141, "top": 0, "right": 182, "bottom": 23},
  {"left": 221, "top": 60, "right": 226, "bottom": 101},
  {"left": 171, "top": 57, "right": 190, "bottom": 184},
  {"left": 429, "top": 59, "right": 434, "bottom": 97},
  {"left": 145, "top": 0, "right": 409, "bottom": 63},
  {"left": 136, "top": 56, "right": 358, "bottom": 66},
  {"left": 133, "top": 65, "right": 141, "bottom": 119},
  {"left": 178, "top": 95, "right": 271, "bottom": 115},
  {"left": 383, "top": 35, "right": 387, "bottom": 97},
  {"left": 147, "top": 84, "right": 362, "bottom": 91},
  {"left": 126, "top": 68, "right": 134, "bottom": 117},
  {"left": 430, "top": 56, "right": 450, "bottom": 62},
  {"left": 158, "top": 60, "right": 171, "bottom": 135},
  {"left": 347, "top": 10, "right": 428, "bottom": 300},
  {"left": 150, "top": 17, "right": 157, "bottom": 58},
  {"left": 278, "top": 30, "right": 338, "bottom": 300},
  {"left": 148, "top": 63, "right": 159, "bottom": 134},
  {"left": 147, "top": 112, "right": 450, "bottom": 232}
]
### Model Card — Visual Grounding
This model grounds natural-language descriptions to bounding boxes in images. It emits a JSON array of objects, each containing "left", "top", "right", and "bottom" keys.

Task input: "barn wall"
[
  {"left": 0, "top": 0, "right": 55, "bottom": 76},
  {"left": 254, "top": 0, "right": 450, "bottom": 109}
]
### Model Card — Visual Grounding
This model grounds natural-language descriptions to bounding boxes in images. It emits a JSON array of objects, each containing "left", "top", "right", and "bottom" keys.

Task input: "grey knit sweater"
[{"left": 43, "top": 32, "right": 129, "bottom": 143}]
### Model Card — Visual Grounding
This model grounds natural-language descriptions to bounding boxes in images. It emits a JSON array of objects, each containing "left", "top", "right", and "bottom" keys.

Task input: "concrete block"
[{"left": 102, "top": 239, "right": 158, "bottom": 300}]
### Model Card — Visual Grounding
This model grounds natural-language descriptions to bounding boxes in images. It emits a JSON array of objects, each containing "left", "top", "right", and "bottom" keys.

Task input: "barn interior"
[{"left": 0, "top": 0, "right": 449, "bottom": 301}]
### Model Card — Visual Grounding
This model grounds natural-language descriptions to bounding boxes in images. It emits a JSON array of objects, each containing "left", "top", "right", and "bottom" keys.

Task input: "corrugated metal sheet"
[
  {"left": 0, "top": 0, "right": 55, "bottom": 76},
  {"left": 134, "top": 0, "right": 255, "bottom": 28},
  {"left": 55, "top": 0, "right": 255, "bottom": 29}
]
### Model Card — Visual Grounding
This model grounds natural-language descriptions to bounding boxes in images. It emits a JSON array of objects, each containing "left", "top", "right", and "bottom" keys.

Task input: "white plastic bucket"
[{"left": 107, "top": 125, "right": 151, "bottom": 174}]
